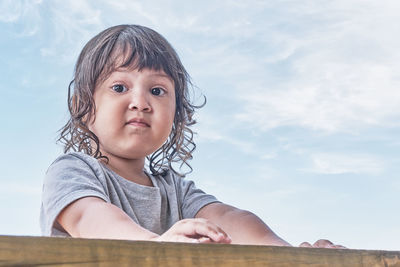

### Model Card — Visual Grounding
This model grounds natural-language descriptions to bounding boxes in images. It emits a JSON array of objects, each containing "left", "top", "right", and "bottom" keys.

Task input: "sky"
[{"left": 0, "top": 0, "right": 399, "bottom": 251}]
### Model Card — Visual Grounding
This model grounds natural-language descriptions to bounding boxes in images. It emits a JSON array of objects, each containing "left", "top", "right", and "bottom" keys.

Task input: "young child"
[{"left": 40, "top": 24, "right": 342, "bottom": 248}]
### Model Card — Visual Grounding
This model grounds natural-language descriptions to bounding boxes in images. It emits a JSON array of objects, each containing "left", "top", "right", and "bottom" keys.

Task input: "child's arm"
[
  {"left": 58, "top": 197, "right": 158, "bottom": 240},
  {"left": 196, "top": 202, "right": 291, "bottom": 246},
  {"left": 196, "top": 202, "right": 343, "bottom": 248},
  {"left": 57, "top": 196, "right": 231, "bottom": 243}
]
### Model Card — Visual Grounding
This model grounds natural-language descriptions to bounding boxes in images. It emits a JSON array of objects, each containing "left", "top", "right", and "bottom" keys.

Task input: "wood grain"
[{"left": 0, "top": 235, "right": 399, "bottom": 266}]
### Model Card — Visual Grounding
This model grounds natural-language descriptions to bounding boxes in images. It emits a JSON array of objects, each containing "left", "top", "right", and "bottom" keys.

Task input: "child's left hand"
[{"left": 299, "top": 239, "right": 346, "bottom": 249}]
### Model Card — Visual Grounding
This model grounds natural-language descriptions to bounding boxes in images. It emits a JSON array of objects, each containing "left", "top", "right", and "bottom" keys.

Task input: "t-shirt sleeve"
[
  {"left": 40, "top": 153, "right": 110, "bottom": 236},
  {"left": 177, "top": 176, "right": 220, "bottom": 219}
]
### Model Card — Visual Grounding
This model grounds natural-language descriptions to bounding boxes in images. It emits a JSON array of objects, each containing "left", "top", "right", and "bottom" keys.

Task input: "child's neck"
[{"left": 100, "top": 155, "right": 153, "bottom": 187}]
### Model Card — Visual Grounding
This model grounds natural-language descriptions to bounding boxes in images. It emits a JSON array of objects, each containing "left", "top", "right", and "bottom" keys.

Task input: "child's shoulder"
[
  {"left": 47, "top": 152, "right": 100, "bottom": 173},
  {"left": 52, "top": 151, "right": 96, "bottom": 163},
  {"left": 44, "top": 152, "right": 107, "bottom": 188}
]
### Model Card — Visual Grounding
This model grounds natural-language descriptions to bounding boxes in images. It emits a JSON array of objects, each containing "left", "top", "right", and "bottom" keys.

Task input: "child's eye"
[
  {"left": 151, "top": 87, "right": 166, "bottom": 96},
  {"left": 112, "top": 84, "right": 128, "bottom": 93}
]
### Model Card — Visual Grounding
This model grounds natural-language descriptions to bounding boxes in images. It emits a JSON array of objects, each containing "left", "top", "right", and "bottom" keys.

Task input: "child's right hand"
[
  {"left": 299, "top": 239, "right": 347, "bottom": 249},
  {"left": 151, "top": 218, "right": 232, "bottom": 244}
]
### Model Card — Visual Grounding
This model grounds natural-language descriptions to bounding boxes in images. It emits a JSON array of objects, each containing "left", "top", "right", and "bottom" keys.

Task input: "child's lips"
[{"left": 126, "top": 118, "right": 150, "bottom": 127}]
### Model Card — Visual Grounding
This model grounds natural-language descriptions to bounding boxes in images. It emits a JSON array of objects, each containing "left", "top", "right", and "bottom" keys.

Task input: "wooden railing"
[{"left": 0, "top": 235, "right": 399, "bottom": 266}]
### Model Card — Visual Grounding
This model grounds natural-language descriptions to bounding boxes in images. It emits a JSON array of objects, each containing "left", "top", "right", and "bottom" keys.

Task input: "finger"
[
  {"left": 181, "top": 219, "right": 231, "bottom": 243},
  {"left": 198, "top": 236, "right": 213, "bottom": 243},
  {"left": 194, "top": 224, "right": 231, "bottom": 243},
  {"left": 313, "top": 239, "right": 334, "bottom": 248},
  {"left": 175, "top": 235, "right": 203, "bottom": 244},
  {"left": 299, "top": 242, "right": 313, "bottom": 248}
]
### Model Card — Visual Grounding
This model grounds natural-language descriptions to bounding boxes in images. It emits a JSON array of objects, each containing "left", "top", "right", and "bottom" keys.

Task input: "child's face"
[{"left": 89, "top": 67, "right": 176, "bottom": 160}]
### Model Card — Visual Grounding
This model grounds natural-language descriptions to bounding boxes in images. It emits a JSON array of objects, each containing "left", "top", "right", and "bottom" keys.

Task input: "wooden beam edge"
[{"left": 0, "top": 235, "right": 399, "bottom": 267}]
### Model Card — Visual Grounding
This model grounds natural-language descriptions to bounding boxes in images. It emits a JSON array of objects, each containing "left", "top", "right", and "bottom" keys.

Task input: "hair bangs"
[{"left": 101, "top": 33, "right": 176, "bottom": 84}]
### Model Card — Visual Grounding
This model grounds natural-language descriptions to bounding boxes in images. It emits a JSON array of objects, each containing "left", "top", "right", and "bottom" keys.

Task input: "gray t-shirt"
[{"left": 40, "top": 152, "right": 218, "bottom": 237}]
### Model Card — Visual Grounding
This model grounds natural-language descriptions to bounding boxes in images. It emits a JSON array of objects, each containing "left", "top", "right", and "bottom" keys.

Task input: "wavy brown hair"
[{"left": 58, "top": 24, "right": 204, "bottom": 176}]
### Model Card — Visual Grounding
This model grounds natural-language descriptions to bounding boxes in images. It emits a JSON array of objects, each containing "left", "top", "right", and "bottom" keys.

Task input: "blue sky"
[{"left": 1, "top": 0, "right": 399, "bottom": 250}]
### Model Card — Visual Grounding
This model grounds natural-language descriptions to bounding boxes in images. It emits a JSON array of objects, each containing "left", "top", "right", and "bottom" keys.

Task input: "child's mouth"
[{"left": 126, "top": 118, "right": 150, "bottom": 127}]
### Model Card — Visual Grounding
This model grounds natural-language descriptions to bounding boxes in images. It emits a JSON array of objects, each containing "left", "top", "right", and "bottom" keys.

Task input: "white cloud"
[
  {"left": 305, "top": 153, "right": 384, "bottom": 175},
  {"left": 225, "top": 1, "right": 400, "bottom": 133},
  {"left": 39, "top": 0, "right": 104, "bottom": 61},
  {"left": 0, "top": 0, "right": 23, "bottom": 22},
  {"left": 198, "top": 127, "right": 258, "bottom": 155},
  {"left": 102, "top": 1, "right": 161, "bottom": 26},
  {"left": 195, "top": 111, "right": 260, "bottom": 156},
  {"left": 237, "top": 61, "right": 400, "bottom": 133},
  {"left": 37, "top": 0, "right": 207, "bottom": 62},
  {"left": 0, "top": 0, "right": 42, "bottom": 36}
]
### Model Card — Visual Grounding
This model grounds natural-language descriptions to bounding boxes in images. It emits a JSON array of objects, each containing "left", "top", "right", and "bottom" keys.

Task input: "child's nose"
[{"left": 128, "top": 91, "right": 151, "bottom": 112}]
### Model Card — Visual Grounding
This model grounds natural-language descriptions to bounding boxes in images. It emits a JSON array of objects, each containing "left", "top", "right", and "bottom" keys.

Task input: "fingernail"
[{"left": 222, "top": 234, "right": 231, "bottom": 243}]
